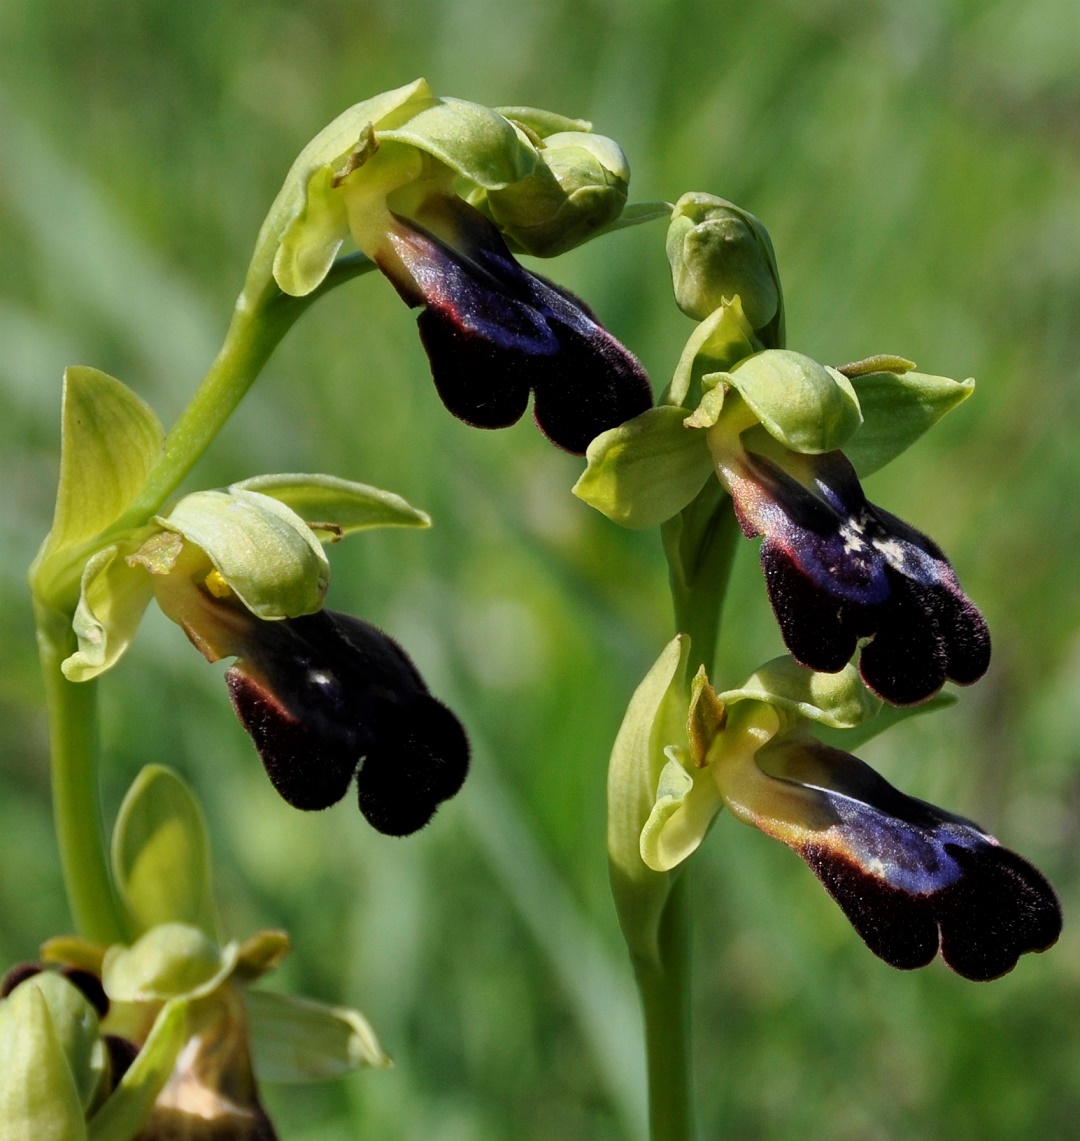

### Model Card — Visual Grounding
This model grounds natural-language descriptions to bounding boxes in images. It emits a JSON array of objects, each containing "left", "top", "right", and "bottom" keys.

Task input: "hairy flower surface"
[
  {"left": 720, "top": 445, "right": 991, "bottom": 705},
  {"left": 226, "top": 609, "right": 469, "bottom": 835},
  {"left": 377, "top": 196, "right": 653, "bottom": 454},
  {"left": 636, "top": 651, "right": 1060, "bottom": 980}
]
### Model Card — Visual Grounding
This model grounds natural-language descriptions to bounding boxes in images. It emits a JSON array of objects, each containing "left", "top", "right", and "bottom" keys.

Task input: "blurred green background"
[{"left": 1, "top": 0, "right": 1078, "bottom": 1137}]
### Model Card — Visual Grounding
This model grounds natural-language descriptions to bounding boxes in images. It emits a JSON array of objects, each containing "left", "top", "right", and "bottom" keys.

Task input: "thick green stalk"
[
  {"left": 631, "top": 871, "right": 694, "bottom": 1141},
  {"left": 35, "top": 602, "right": 127, "bottom": 944},
  {"left": 627, "top": 488, "right": 740, "bottom": 1141}
]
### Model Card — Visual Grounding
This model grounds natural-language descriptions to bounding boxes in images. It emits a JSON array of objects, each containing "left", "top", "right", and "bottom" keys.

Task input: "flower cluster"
[
  {"left": 617, "top": 640, "right": 1061, "bottom": 980},
  {"left": 265, "top": 79, "right": 653, "bottom": 453}
]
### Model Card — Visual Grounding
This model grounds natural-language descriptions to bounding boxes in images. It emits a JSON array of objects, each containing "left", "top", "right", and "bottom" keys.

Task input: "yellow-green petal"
[{"left": 62, "top": 543, "right": 156, "bottom": 682}]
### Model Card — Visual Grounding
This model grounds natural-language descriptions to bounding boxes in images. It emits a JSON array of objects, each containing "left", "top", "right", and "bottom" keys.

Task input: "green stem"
[
  {"left": 32, "top": 252, "right": 374, "bottom": 938},
  {"left": 631, "top": 871, "right": 695, "bottom": 1141},
  {"left": 35, "top": 602, "right": 127, "bottom": 944},
  {"left": 625, "top": 488, "right": 741, "bottom": 1141}
]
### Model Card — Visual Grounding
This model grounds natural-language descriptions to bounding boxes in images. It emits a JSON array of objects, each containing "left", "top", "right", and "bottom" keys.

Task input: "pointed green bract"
[
  {"left": 607, "top": 636, "right": 690, "bottom": 967},
  {"left": 159, "top": 488, "right": 329, "bottom": 619},
  {"left": 232, "top": 472, "right": 430, "bottom": 536},
  {"left": 0, "top": 981, "right": 92, "bottom": 1141},
  {"left": 38, "top": 367, "right": 164, "bottom": 565},
  {"left": 62, "top": 543, "right": 156, "bottom": 682},
  {"left": 843, "top": 369, "right": 975, "bottom": 477},
  {"left": 717, "top": 658, "right": 882, "bottom": 729},
  {"left": 111, "top": 766, "right": 219, "bottom": 941},
  {"left": 86, "top": 999, "right": 188, "bottom": 1141},
  {"left": 573, "top": 407, "right": 713, "bottom": 529},
  {"left": 246, "top": 990, "right": 390, "bottom": 1082}
]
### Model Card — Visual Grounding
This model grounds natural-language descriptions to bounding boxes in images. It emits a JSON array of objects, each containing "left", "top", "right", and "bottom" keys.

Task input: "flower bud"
[
  {"left": 666, "top": 192, "right": 782, "bottom": 339},
  {"left": 480, "top": 131, "right": 630, "bottom": 257}
]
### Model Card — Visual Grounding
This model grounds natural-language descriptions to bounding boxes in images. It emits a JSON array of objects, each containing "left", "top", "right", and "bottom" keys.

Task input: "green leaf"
[
  {"left": 0, "top": 981, "right": 91, "bottom": 1140},
  {"left": 111, "top": 765, "right": 219, "bottom": 941},
  {"left": 813, "top": 690, "right": 958, "bottom": 752},
  {"left": 723, "top": 350, "right": 863, "bottom": 454},
  {"left": 159, "top": 488, "right": 329, "bottom": 618},
  {"left": 380, "top": 96, "right": 538, "bottom": 189},
  {"left": 40, "top": 367, "right": 164, "bottom": 561},
  {"left": 718, "top": 658, "right": 882, "bottom": 729},
  {"left": 844, "top": 370, "right": 975, "bottom": 477},
  {"left": 86, "top": 999, "right": 188, "bottom": 1141},
  {"left": 61, "top": 541, "right": 156, "bottom": 682},
  {"left": 607, "top": 636, "right": 690, "bottom": 966},
  {"left": 246, "top": 990, "right": 390, "bottom": 1082},
  {"left": 232, "top": 473, "right": 430, "bottom": 538},
  {"left": 572, "top": 407, "right": 713, "bottom": 529}
]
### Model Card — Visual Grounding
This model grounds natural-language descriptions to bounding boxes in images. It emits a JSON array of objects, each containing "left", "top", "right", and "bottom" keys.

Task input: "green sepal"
[
  {"left": 111, "top": 765, "right": 219, "bottom": 942},
  {"left": 158, "top": 488, "right": 329, "bottom": 619},
  {"left": 720, "top": 349, "right": 863, "bottom": 454},
  {"left": 717, "top": 657, "right": 882, "bottom": 729},
  {"left": 232, "top": 472, "right": 430, "bottom": 538},
  {"left": 86, "top": 999, "right": 188, "bottom": 1141},
  {"left": 813, "top": 690, "right": 957, "bottom": 752},
  {"left": 246, "top": 990, "right": 390, "bottom": 1082},
  {"left": 102, "top": 924, "right": 232, "bottom": 1004},
  {"left": 607, "top": 636, "right": 690, "bottom": 967},
  {"left": 843, "top": 369, "right": 975, "bottom": 477},
  {"left": 572, "top": 407, "right": 712, "bottom": 529},
  {"left": 62, "top": 541, "right": 156, "bottom": 682},
  {"left": 0, "top": 976, "right": 94, "bottom": 1140},
  {"left": 494, "top": 106, "right": 592, "bottom": 137},
  {"left": 663, "top": 298, "right": 757, "bottom": 409},
  {"left": 379, "top": 96, "right": 537, "bottom": 190}
]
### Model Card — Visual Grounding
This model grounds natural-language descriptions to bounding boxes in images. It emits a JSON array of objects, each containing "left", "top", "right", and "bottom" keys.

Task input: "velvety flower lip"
[
  {"left": 755, "top": 737, "right": 1062, "bottom": 981},
  {"left": 226, "top": 608, "right": 469, "bottom": 836},
  {"left": 728, "top": 447, "right": 990, "bottom": 705},
  {"left": 378, "top": 196, "right": 653, "bottom": 454}
]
